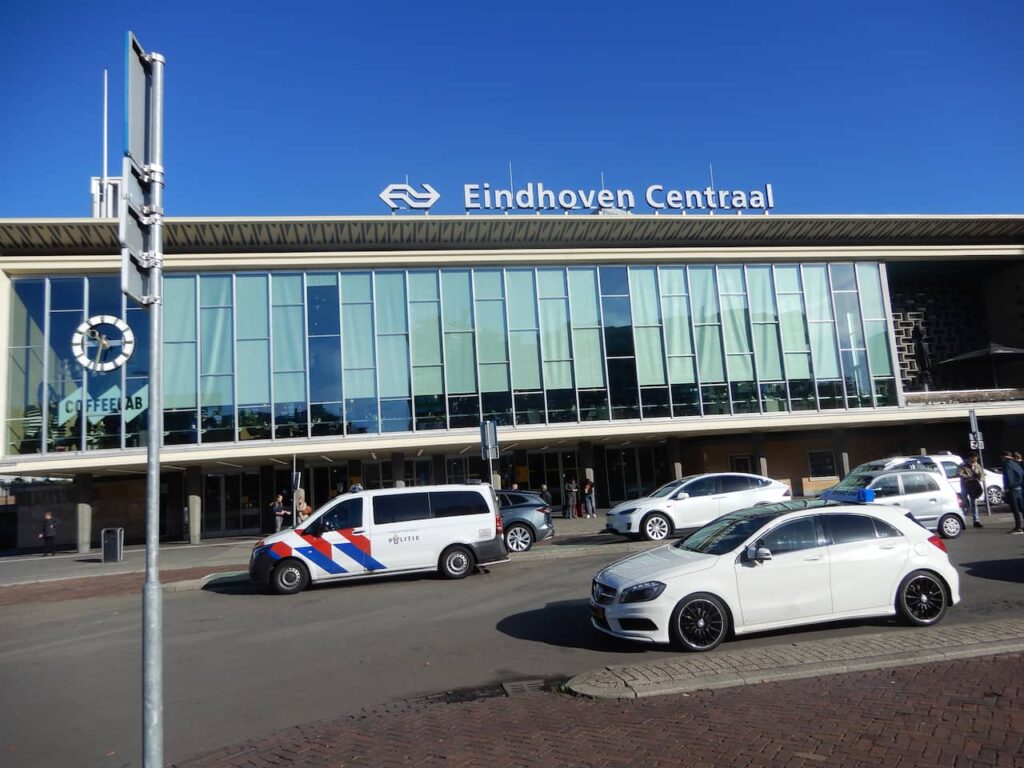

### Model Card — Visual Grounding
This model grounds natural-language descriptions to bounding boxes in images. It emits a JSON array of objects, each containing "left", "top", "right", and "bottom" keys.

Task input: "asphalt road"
[{"left": 1, "top": 524, "right": 1021, "bottom": 768}]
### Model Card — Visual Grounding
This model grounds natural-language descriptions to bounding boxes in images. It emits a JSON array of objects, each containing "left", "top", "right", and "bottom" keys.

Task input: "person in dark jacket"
[
  {"left": 539, "top": 484, "right": 552, "bottom": 506},
  {"left": 1002, "top": 450, "right": 1024, "bottom": 534},
  {"left": 957, "top": 454, "right": 985, "bottom": 528},
  {"left": 38, "top": 511, "right": 59, "bottom": 556}
]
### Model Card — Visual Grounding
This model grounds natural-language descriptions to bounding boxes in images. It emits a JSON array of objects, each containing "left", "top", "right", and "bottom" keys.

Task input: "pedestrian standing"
[
  {"left": 582, "top": 479, "right": 597, "bottom": 518},
  {"left": 539, "top": 484, "right": 552, "bottom": 506},
  {"left": 958, "top": 453, "right": 985, "bottom": 528},
  {"left": 563, "top": 478, "right": 578, "bottom": 520},
  {"left": 37, "top": 511, "right": 59, "bottom": 556},
  {"left": 270, "top": 493, "right": 290, "bottom": 533},
  {"left": 1003, "top": 450, "right": 1024, "bottom": 534}
]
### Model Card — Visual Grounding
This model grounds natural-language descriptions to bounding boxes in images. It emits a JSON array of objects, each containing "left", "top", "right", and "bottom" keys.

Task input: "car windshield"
[
  {"left": 648, "top": 478, "right": 694, "bottom": 498},
  {"left": 675, "top": 500, "right": 837, "bottom": 556},
  {"left": 850, "top": 460, "right": 890, "bottom": 474},
  {"left": 832, "top": 474, "right": 873, "bottom": 490}
]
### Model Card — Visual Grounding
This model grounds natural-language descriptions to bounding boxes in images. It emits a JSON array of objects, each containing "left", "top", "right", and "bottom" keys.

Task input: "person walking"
[
  {"left": 1003, "top": 450, "right": 1024, "bottom": 534},
  {"left": 270, "top": 493, "right": 290, "bottom": 533},
  {"left": 582, "top": 479, "right": 597, "bottom": 518},
  {"left": 563, "top": 478, "right": 578, "bottom": 520},
  {"left": 539, "top": 484, "right": 552, "bottom": 506},
  {"left": 37, "top": 511, "right": 59, "bottom": 556},
  {"left": 958, "top": 453, "right": 985, "bottom": 528}
]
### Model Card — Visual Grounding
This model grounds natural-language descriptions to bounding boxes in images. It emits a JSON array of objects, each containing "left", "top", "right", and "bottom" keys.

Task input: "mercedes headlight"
[{"left": 620, "top": 581, "right": 666, "bottom": 603}]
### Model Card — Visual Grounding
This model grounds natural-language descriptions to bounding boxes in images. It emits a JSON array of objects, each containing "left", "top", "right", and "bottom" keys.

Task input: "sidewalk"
[
  {"left": 0, "top": 513, "right": 642, "bottom": 604},
  {"left": 171, "top": 649, "right": 1024, "bottom": 768}
]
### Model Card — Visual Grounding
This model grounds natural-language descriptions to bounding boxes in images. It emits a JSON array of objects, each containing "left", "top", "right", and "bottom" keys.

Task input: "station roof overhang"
[
  {"left": 2, "top": 213, "right": 1024, "bottom": 258},
  {"left": 4, "top": 399, "right": 1022, "bottom": 478}
]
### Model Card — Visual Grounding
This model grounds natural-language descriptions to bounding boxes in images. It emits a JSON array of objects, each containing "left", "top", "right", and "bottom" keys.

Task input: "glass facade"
[{"left": 5, "top": 263, "right": 899, "bottom": 455}]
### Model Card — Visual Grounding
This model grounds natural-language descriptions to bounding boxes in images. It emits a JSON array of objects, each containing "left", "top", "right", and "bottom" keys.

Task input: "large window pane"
[
  {"left": 754, "top": 326, "right": 784, "bottom": 380},
  {"left": 540, "top": 299, "right": 571, "bottom": 360},
  {"left": 689, "top": 267, "right": 719, "bottom": 324},
  {"left": 506, "top": 270, "right": 538, "bottom": 330},
  {"left": 308, "top": 336, "right": 342, "bottom": 403},
  {"left": 573, "top": 328, "right": 605, "bottom": 388},
  {"left": 537, "top": 268, "right": 567, "bottom": 299},
  {"left": 696, "top": 326, "right": 725, "bottom": 382},
  {"left": 378, "top": 336, "right": 410, "bottom": 397},
  {"left": 410, "top": 303, "right": 442, "bottom": 366},
  {"left": 779, "top": 294, "right": 810, "bottom": 352},
  {"left": 236, "top": 275, "right": 269, "bottom": 339},
  {"left": 856, "top": 263, "right": 886, "bottom": 319},
  {"left": 803, "top": 266, "right": 833, "bottom": 321},
  {"left": 473, "top": 269, "right": 503, "bottom": 300},
  {"left": 444, "top": 333, "right": 476, "bottom": 394},
  {"left": 628, "top": 268, "right": 660, "bottom": 325},
  {"left": 635, "top": 327, "right": 666, "bottom": 386},
  {"left": 200, "top": 307, "right": 233, "bottom": 375},
  {"left": 746, "top": 266, "right": 777, "bottom": 323},
  {"left": 602, "top": 296, "right": 634, "bottom": 357},
  {"left": 342, "top": 304, "right": 374, "bottom": 368},
  {"left": 237, "top": 339, "right": 270, "bottom": 404},
  {"left": 375, "top": 272, "right": 408, "bottom": 334},
  {"left": 720, "top": 295, "right": 752, "bottom": 354},
  {"left": 834, "top": 293, "right": 865, "bottom": 350},
  {"left": 307, "top": 274, "right": 340, "bottom": 336},
  {"left": 475, "top": 302, "right": 508, "bottom": 364},
  {"left": 509, "top": 330, "right": 542, "bottom": 390},
  {"left": 809, "top": 323, "right": 840, "bottom": 379},
  {"left": 865, "top": 320, "right": 894, "bottom": 376},
  {"left": 568, "top": 269, "right": 600, "bottom": 326},
  {"left": 164, "top": 276, "right": 196, "bottom": 343},
  {"left": 164, "top": 343, "right": 197, "bottom": 409},
  {"left": 662, "top": 296, "right": 693, "bottom": 356},
  {"left": 442, "top": 270, "right": 473, "bottom": 331},
  {"left": 273, "top": 306, "right": 305, "bottom": 371}
]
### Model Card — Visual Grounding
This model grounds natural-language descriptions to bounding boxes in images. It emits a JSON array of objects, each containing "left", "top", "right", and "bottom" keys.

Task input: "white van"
[{"left": 249, "top": 484, "right": 508, "bottom": 594}]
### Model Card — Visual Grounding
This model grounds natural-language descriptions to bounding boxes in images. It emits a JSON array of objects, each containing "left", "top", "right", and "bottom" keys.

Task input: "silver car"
[
  {"left": 496, "top": 491, "right": 555, "bottom": 552},
  {"left": 823, "top": 469, "right": 965, "bottom": 538}
]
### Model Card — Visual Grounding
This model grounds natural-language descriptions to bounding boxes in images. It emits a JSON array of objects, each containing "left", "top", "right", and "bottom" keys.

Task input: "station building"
[{"left": 1, "top": 213, "right": 1023, "bottom": 551}]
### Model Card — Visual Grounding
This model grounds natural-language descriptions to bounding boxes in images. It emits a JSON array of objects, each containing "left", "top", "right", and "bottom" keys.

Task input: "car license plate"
[{"left": 592, "top": 605, "right": 605, "bottom": 621}]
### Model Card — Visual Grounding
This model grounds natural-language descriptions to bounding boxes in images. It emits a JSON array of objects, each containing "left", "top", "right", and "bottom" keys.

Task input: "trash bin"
[{"left": 101, "top": 527, "right": 124, "bottom": 563}]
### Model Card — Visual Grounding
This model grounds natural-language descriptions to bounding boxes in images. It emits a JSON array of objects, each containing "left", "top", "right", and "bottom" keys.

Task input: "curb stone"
[{"left": 567, "top": 618, "right": 1024, "bottom": 699}]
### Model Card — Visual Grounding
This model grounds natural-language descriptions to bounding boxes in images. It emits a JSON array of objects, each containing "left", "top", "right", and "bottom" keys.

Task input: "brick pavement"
[{"left": 171, "top": 653, "right": 1024, "bottom": 768}]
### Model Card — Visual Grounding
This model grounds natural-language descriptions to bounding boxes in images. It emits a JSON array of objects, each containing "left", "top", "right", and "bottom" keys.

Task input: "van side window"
[
  {"left": 373, "top": 493, "right": 431, "bottom": 525},
  {"left": 430, "top": 491, "right": 488, "bottom": 518},
  {"left": 321, "top": 498, "right": 363, "bottom": 531}
]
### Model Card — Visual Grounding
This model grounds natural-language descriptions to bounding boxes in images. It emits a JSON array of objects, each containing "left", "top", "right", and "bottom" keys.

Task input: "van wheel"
[
  {"left": 270, "top": 559, "right": 310, "bottom": 595},
  {"left": 439, "top": 546, "right": 474, "bottom": 579},
  {"left": 938, "top": 514, "right": 963, "bottom": 539},
  {"left": 641, "top": 513, "right": 671, "bottom": 541}
]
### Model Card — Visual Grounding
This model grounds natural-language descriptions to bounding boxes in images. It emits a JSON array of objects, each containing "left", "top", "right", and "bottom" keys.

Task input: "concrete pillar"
[
  {"left": 667, "top": 437, "right": 684, "bottom": 480},
  {"left": 432, "top": 454, "right": 446, "bottom": 485},
  {"left": 832, "top": 429, "right": 850, "bottom": 477},
  {"left": 579, "top": 441, "right": 595, "bottom": 483},
  {"left": 391, "top": 452, "right": 406, "bottom": 488},
  {"left": 513, "top": 449, "right": 529, "bottom": 490},
  {"left": 753, "top": 433, "right": 767, "bottom": 476},
  {"left": 74, "top": 475, "right": 92, "bottom": 554},
  {"left": 186, "top": 466, "right": 202, "bottom": 544}
]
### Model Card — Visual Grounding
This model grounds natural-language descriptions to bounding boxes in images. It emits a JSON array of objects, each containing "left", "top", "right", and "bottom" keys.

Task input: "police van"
[{"left": 249, "top": 484, "right": 508, "bottom": 594}]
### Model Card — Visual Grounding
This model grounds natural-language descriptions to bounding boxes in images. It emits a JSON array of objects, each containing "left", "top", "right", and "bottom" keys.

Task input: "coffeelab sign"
[{"left": 380, "top": 180, "right": 775, "bottom": 214}]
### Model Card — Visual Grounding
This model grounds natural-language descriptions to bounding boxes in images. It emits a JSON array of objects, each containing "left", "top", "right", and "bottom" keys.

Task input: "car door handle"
[
  {"left": 879, "top": 544, "right": 898, "bottom": 550},
  {"left": 929, "top": 499, "right": 937, "bottom": 504},
  {"left": 712, "top": 495, "right": 727, "bottom": 500},
  {"left": 803, "top": 554, "right": 824, "bottom": 561},
  {"left": 352, "top": 529, "right": 366, "bottom": 535}
]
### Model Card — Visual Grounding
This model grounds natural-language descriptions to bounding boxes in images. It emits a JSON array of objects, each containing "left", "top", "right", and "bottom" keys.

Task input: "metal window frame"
[
  {"left": 797, "top": 264, "right": 826, "bottom": 411},
  {"left": 851, "top": 263, "right": 878, "bottom": 407},
  {"left": 878, "top": 262, "right": 905, "bottom": 407}
]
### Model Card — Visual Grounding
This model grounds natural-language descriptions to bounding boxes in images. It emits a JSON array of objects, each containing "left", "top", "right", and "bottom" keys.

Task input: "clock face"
[{"left": 71, "top": 315, "right": 136, "bottom": 372}]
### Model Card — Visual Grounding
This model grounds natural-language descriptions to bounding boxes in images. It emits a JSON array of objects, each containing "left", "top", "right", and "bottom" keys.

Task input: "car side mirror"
[
  {"left": 745, "top": 544, "right": 772, "bottom": 563},
  {"left": 673, "top": 491, "right": 689, "bottom": 500}
]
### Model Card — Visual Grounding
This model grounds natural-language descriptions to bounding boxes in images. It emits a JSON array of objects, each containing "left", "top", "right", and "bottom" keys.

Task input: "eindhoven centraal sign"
[{"left": 380, "top": 181, "right": 774, "bottom": 214}]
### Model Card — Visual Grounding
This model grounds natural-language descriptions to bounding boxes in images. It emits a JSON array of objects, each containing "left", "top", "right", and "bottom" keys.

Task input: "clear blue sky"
[{"left": 2, "top": 0, "right": 1022, "bottom": 218}]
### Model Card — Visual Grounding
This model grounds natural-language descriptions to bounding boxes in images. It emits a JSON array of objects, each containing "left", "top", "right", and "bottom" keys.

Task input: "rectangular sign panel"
[{"left": 125, "top": 32, "right": 151, "bottom": 166}]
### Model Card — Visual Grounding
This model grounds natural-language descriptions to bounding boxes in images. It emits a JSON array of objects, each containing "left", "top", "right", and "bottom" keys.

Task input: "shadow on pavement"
[
  {"left": 960, "top": 559, "right": 1024, "bottom": 585},
  {"left": 496, "top": 599, "right": 647, "bottom": 652}
]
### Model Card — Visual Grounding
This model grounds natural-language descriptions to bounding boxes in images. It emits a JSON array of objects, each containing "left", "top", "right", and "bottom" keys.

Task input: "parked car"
[
  {"left": 848, "top": 454, "right": 1004, "bottom": 505},
  {"left": 250, "top": 484, "right": 507, "bottom": 594},
  {"left": 821, "top": 469, "right": 965, "bottom": 538},
  {"left": 590, "top": 499, "right": 959, "bottom": 651},
  {"left": 496, "top": 490, "right": 555, "bottom": 553},
  {"left": 605, "top": 473, "right": 791, "bottom": 541}
]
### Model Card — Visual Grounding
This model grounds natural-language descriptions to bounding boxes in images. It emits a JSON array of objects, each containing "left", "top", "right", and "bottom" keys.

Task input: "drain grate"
[{"left": 502, "top": 679, "right": 547, "bottom": 697}]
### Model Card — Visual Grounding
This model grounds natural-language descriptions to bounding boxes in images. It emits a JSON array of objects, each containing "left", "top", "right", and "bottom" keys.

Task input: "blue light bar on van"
[{"left": 823, "top": 488, "right": 876, "bottom": 503}]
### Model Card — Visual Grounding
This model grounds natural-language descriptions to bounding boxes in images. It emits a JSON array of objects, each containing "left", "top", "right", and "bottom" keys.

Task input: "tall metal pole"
[{"left": 143, "top": 51, "right": 166, "bottom": 768}]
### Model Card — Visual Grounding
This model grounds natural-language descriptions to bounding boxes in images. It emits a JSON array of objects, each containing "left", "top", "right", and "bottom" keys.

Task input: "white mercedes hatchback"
[
  {"left": 605, "top": 473, "right": 791, "bottom": 541},
  {"left": 591, "top": 500, "right": 960, "bottom": 651}
]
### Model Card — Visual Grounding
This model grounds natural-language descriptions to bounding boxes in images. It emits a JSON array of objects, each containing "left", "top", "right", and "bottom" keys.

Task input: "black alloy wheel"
[
  {"left": 897, "top": 570, "right": 949, "bottom": 626},
  {"left": 670, "top": 593, "right": 730, "bottom": 652}
]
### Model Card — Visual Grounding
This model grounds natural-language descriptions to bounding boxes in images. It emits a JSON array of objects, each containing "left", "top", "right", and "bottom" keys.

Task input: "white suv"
[
  {"left": 605, "top": 473, "right": 791, "bottom": 541},
  {"left": 849, "top": 454, "right": 1004, "bottom": 505}
]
